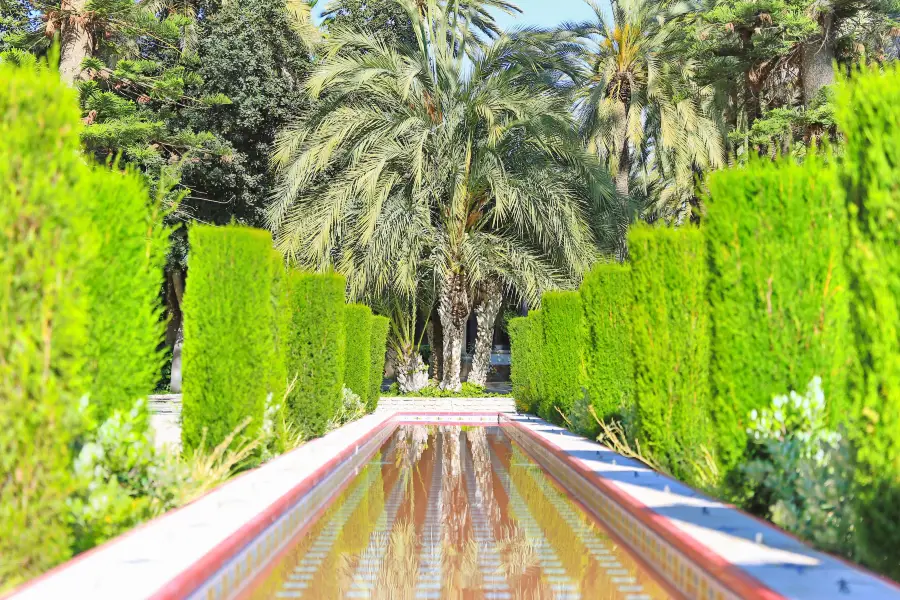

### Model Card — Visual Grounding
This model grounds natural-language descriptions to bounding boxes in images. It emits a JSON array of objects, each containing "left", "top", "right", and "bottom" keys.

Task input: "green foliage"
[
  {"left": 539, "top": 292, "right": 585, "bottom": 425},
  {"left": 629, "top": 226, "right": 714, "bottom": 483},
  {"left": 285, "top": 272, "right": 347, "bottom": 438},
  {"left": 330, "top": 387, "right": 367, "bottom": 430},
  {"left": 574, "top": 264, "right": 633, "bottom": 437},
  {"left": 0, "top": 60, "right": 88, "bottom": 588},
  {"left": 706, "top": 155, "right": 854, "bottom": 472},
  {"left": 343, "top": 304, "right": 372, "bottom": 402},
  {"left": 180, "top": 0, "right": 311, "bottom": 226},
  {"left": 389, "top": 381, "right": 508, "bottom": 399},
  {"left": 367, "top": 316, "right": 390, "bottom": 412},
  {"left": 509, "top": 317, "right": 539, "bottom": 413},
  {"left": 82, "top": 166, "right": 169, "bottom": 425},
  {"left": 181, "top": 226, "right": 273, "bottom": 452},
  {"left": 836, "top": 63, "right": 900, "bottom": 578},
  {"left": 738, "top": 377, "right": 855, "bottom": 558},
  {"left": 68, "top": 399, "right": 179, "bottom": 554}
]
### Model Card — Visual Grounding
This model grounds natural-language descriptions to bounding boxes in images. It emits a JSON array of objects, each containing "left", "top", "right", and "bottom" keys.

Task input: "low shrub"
[
  {"left": 539, "top": 292, "right": 585, "bottom": 425},
  {"left": 368, "top": 316, "right": 390, "bottom": 412},
  {"left": 629, "top": 226, "right": 715, "bottom": 484},
  {"left": 330, "top": 387, "right": 367, "bottom": 429},
  {"left": 575, "top": 264, "right": 633, "bottom": 437},
  {"left": 343, "top": 304, "right": 372, "bottom": 403},
  {"left": 836, "top": 63, "right": 900, "bottom": 577},
  {"left": 706, "top": 155, "right": 853, "bottom": 473},
  {"left": 285, "top": 272, "right": 346, "bottom": 437},
  {"left": 737, "top": 378, "right": 855, "bottom": 558},
  {"left": 181, "top": 226, "right": 274, "bottom": 452}
]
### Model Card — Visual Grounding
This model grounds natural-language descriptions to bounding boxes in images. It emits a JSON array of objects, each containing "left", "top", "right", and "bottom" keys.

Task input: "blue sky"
[
  {"left": 492, "top": 0, "right": 600, "bottom": 30},
  {"left": 313, "top": 1, "right": 602, "bottom": 30}
]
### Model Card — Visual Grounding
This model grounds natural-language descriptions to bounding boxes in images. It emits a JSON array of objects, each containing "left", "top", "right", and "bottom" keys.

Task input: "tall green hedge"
[
  {"left": 509, "top": 313, "right": 544, "bottom": 414},
  {"left": 836, "top": 64, "right": 900, "bottom": 578},
  {"left": 285, "top": 272, "right": 346, "bottom": 437},
  {"left": 629, "top": 226, "right": 714, "bottom": 482},
  {"left": 576, "top": 264, "right": 634, "bottom": 436},
  {"left": 367, "top": 315, "right": 390, "bottom": 412},
  {"left": 82, "top": 169, "right": 169, "bottom": 425},
  {"left": 343, "top": 304, "right": 373, "bottom": 401},
  {"left": 509, "top": 317, "right": 533, "bottom": 412},
  {"left": 181, "top": 226, "right": 274, "bottom": 451},
  {"left": 706, "top": 156, "right": 854, "bottom": 472},
  {"left": 539, "top": 292, "right": 585, "bottom": 425},
  {"left": 266, "top": 251, "right": 289, "bottom": 451},
  {"left": 0, "top": 61, "right": 87, "bottom": 587}
]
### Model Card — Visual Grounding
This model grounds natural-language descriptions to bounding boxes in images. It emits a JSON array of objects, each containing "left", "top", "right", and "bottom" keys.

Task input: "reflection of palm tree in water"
[
  {"left": 467, "top": 428, "right": 541, "bottom": 598},
  {"left": 438, "top": 426, "right": 484, "bottom": 597}
]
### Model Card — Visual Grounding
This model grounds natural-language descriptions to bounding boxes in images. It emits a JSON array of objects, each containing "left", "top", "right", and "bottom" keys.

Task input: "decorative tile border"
[
  {"left": 185, "top": 423, "right": 396, "bottom": 600},
  {"left": 501, "top": 415, "right": 900, "bottom": 600},
  {"left": 9, "top": 411, "right": 900, "bottom": 600},
  {"left": 503, "top": 422, "right": 739, "bottom": 600}
]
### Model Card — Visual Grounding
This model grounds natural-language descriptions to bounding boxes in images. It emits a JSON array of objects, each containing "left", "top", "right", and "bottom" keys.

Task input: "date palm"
[
  {"left": 269, "top": 0, "right": 616, "bottom": 391},
  {"left": 569, "top": 0, "right": 724, "bottom": 256}
]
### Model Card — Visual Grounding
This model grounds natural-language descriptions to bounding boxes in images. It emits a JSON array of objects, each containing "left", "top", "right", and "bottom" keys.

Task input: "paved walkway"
[{"left": 375, "top": 396, "right": 516, "bottom": 414}]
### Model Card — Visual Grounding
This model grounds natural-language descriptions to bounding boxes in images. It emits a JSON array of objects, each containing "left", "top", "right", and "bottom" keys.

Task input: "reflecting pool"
[{"left": 244, "top": 426, "right": 674, "bottom": 599}]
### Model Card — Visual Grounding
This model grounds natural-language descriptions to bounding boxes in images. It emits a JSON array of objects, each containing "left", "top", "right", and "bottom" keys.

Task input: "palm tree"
[
  {"left": 269, "top": 0, "right": 616, "bottom": 391},
  {"left": 568, "top": 0, "right": 724, "bottom": 255}
]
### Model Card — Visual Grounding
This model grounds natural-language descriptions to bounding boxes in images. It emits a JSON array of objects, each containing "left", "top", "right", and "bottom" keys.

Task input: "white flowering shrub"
[
  {"left": 740, "top": 377, "right": 855, "bottom": 556},
  {"left": 329, "top": 387, "right": 367, "bottom": 429},
  {"left": 68, "top": 399, "right": 182, "bottom": 553}
]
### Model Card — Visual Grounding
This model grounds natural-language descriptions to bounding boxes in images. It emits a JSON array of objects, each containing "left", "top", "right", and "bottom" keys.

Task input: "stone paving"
[{"left": 375, "top": 396, "right": 516, "bottom": 414}]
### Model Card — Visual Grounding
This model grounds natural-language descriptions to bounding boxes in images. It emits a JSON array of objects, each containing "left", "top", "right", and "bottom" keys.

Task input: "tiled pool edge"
[
  {"left": 6, "top": 411, "right": 900, "bottom": 600},
  {"left": 502, "top": 414, "right": 900, "bottom": 600},
  {"left": 2, "top": 412, "right": 399, "bottom": 600}
]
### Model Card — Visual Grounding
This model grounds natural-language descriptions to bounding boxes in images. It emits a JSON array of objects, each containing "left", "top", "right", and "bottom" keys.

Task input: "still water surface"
[{"left": 245, "top": 426, "right": 674, "bottom": 599}]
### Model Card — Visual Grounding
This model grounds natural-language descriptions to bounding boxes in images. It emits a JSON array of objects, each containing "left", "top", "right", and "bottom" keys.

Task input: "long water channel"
[{"left": 244, "top": 425, "right": 676, "bottom": 600}]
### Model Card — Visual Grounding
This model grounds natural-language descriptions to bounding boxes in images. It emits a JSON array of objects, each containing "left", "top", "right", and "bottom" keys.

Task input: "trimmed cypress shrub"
[
  {"left": 82, "top": 168, "right": 169, "bottom": 425},
  {"left": 706, "top": 156, "right": 854, "bottom": 472},
  {"left": 181, "top": 226, "right": 274, "bottom": 451},
  {"left": 285, "top": 272, "right": 346, "bottom": 437},
  {"left": 267, "top": 251, "right": 289, "bottom": 450},
  {"left": 629, "top": 226, "right": 714, "bottom": 482},
  {"left": 576, "top": 264, "right": 634, "bottom": 437},
  {"left": 836, "top": 64, "right": 900, "bottom": 578},
  {"left": 343, "top": 304, "right": 373, "bottom": 402},
  {"left": 367, "top": 316, "right": 390, "bottom": 412},
  {"left": 0, "top": 61, "right": 87, "bottom": 587},
  {"left": 509, "top": 317, "right": 536, "bottom": 413},
  {"left": 539, "top": 292, "right": 585, "bottom": 425}
]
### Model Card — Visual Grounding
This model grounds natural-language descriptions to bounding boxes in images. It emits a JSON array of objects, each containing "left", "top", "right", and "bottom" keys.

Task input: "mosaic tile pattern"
[
  {"left": 503, "top": 423, "right": 738, "bottom": 600},
  {"left": 186, "top": 423, "right": 397, "bottom": 600}
]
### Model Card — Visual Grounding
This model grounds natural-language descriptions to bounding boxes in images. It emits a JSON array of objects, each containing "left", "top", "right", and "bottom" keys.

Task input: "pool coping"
[{"left": 5, "top": 411, "right": 899, "bottom": 600}]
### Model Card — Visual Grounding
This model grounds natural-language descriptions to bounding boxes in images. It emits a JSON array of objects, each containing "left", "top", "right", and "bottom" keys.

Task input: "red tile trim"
[
  {"left": 500, "top": 415, "right": 786, "bottom": 600},
  {"left": 147, "top": 413, "right": 398, "bottom": 599}
]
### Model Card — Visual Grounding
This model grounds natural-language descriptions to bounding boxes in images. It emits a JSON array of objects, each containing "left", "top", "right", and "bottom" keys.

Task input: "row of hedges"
[
  {"left": 510, "top": 64, "right": 900, "bottom": 575},
  {"left": 511, "top": 228, "right": 715, "bottom": 484},
  {"left": 510, "top": 163, "right": 857, "bottom": 486},
  {"left": 0, "top": 63, "right": 169, "bottom": 586},
  {"left": 181, "top": 229, "right": 390, "bottom": 448}
]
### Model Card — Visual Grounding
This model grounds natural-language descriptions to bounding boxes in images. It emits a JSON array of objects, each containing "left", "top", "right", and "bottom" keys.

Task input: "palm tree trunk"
[
  {"left": 801, "top": 12, "right": 836, "bottom": 106},
  {"left": 59, "top": 0, "right": 93, "bottom": 85},
  {"left": 614, "top": 141, "right": 631, "bottom": 263},
  {"left": 427, "top": 306, "right": 444, "bottom": 380},
  {"left": 438, "top": 272, "right": 470, "bottom": 392},
  {"left": 395, "top": 349, "right": 428, "bottom": 393},
  {"left": 467, "top": 279, "right": 502, "bottom": 387}
]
